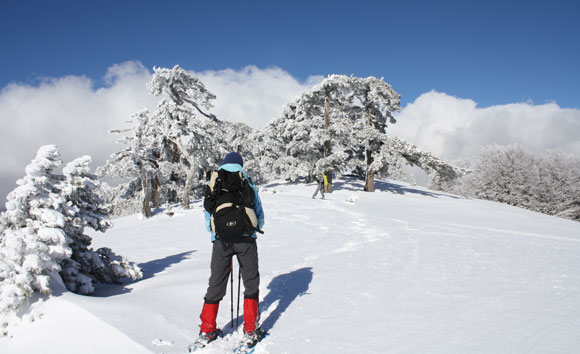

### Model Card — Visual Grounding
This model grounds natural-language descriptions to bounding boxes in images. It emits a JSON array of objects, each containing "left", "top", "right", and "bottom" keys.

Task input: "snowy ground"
[{"left": 1, "top": 177, "right": 580, "bottom": 354}]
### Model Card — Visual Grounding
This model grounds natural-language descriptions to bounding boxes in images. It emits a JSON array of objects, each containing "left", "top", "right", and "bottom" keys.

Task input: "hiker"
[
  {"left": 312, "top": 173, "right": 326, "bottom": 199},
  {"left": 192, "top": 152, "right": 266, "bottom": 351}
]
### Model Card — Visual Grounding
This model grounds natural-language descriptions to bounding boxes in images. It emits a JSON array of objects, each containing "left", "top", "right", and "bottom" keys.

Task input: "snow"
[
  {"left": 1, "top": 279, "right": 152, "bottom": 354},
  {"left": 2, "top": 177, "right": 580, "bottom": 354}
]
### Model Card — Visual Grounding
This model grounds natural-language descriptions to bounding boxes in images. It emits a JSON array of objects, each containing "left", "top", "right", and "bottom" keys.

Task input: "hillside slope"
[{"left": 2, "top": 178, "right": 579, "bottom": 354}]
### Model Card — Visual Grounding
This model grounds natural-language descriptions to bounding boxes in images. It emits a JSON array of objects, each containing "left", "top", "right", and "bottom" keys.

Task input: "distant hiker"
[
  {"left": 191, "top": 152, "right": 266, "bottom": 351},
  {"left": 312, "top": 173, "right": 327, "bottom": 199}
]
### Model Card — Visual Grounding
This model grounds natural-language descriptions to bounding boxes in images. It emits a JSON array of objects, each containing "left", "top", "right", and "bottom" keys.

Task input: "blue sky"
[{"left": 1, "top": 0, "right": 579, "bottom": 108}]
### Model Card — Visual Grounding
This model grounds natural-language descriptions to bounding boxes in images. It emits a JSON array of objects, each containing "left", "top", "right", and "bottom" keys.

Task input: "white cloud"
[
  {"left": 0, "top": 61, "right": 156, "bottom": 187},
  {"left": 192, "top": 65, "right": 323, "bottom": 128},
  {"left": 391, "top": 90, "right": 580, "bottom": 161},
  {"left": 0, "top": 62, "right": 321, "bottom": 204}
]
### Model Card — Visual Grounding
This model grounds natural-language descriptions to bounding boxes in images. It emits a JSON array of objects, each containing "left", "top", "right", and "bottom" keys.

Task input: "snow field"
[{"left": 1, "top": 177, "right": 579, "bottom": 354}]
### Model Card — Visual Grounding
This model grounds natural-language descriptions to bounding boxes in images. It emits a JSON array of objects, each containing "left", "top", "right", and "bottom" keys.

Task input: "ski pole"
[
  {"left": 236, "top": 266, "right": 242, "bottom": 328},
  {"left": 230, "top": 258, "right": 234, "bottom": 328}
]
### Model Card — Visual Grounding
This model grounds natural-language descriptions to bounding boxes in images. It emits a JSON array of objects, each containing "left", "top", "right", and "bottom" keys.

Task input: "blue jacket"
[{"left": 204, "top": 163, "right": 265, "bottom": 242}]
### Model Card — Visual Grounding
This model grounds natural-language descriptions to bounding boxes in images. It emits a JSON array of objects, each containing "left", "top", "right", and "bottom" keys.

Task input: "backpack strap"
[{"left": 208, "top": 171, "right": 219, "bottom": 193}]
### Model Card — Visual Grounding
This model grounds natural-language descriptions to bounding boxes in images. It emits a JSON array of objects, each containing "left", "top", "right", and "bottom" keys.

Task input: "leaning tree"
[{"left": 147, "top": 65, "right": 224, "bottom": 208}]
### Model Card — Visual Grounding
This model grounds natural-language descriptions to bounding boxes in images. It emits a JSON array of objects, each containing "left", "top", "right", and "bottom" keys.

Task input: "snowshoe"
[
  {"left": 234, "top": 328, "right": 267, "bottom": 353},
  {"left": 188, "top": 329, "right": 223, "bottom": 352}
]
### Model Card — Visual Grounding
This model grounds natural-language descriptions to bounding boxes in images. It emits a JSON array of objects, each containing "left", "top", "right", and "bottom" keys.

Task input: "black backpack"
[{"left": 204, "top": 169, "right": 263, "bottom": 243}]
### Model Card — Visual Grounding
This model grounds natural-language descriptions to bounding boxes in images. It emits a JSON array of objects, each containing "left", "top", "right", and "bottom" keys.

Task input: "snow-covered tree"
[
  {"left": 343, "top": 76, "right": 401, "bottom": 191},
  {"left": 102, "top": 66, "right": 259, "bottom": 212},
  {"left": 452, "top": 144, "right": 580, "bottom": 221},
  {"left": 260, "top": 75, "right": 364, "bottom": 183},
  {"left": 60, "top": 156, "right": 142, "bottom": 294},
  {"left": 262, "top": 95, "right": 331, "bottom": 180},
  {"left": 534, "top": 150, "right": 580, "bottom": 220},
  {"left": 147, "top": 65, "right": 223, "bottom": 208},
  {"left": 260, "top": 75, "right": 405, "bottom": 190},
  {"left": 250, "top": 124, "right": 289, "bottom": 183},
  {"left": 0, "top": 145, "right": 69, "bottom": 314},
  {"left": 220, "top": 121, "right": 263, "bottom": 182},
  {"left": 457, "top": 144, "right": 537, "bottom": 206},
  {"left": 258, "top": 75, "right": 468, "bottom": 191},
  {"left": 100, "top": 109, "right": 161, "bottom": 217},
  {"left": 387, "top": 137, "right": 469, "bottom": 190},
  {"left": 1, "top": 146, "right": 142, "bottom": 319}
]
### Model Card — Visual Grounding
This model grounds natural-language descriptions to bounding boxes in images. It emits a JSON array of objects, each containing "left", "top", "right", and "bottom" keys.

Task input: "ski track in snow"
[{"left": 2, "top": 178, "right": 580, "bottom": 354}]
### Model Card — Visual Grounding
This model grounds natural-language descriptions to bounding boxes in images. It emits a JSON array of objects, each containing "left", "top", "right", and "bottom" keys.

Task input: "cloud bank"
[
  {"left": 391, "top": 91, "right": 580, "bottom": 161},
  {"left": 1, "top": 62, "right": 579, "bottom": 205},
  {"left": 0, "top": 62, "right": 155, "bottom": 202},
  {"left": 194, "top": 65, "right": 323, "bottom": 128}
]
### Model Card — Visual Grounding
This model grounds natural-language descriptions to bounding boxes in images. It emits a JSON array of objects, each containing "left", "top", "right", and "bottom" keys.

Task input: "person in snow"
[
  {"left": 312, "top": 173, "right": 326, "bottom": 199},
  {"left": 193, "top": 152, "right": 266, "bottom": 350}
]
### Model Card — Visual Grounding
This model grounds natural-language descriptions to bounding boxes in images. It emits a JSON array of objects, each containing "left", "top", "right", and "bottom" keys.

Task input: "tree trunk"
[
  {"left": 364, "top": 149, "right": 375, "bottom": 192},
  {"left": 141, "top": 173, "right": 153, "bottom": 218},
  {"left": 364, "top": 107, "right": 375, "bottom": 192},
  {"left": 181, "top": 169, "right": 195, "bottom": 209},
  {"left": 323, "top": 96, "right": 333, "bottom": 193},
  {"left": 161, "top": 129, "right": 195, "bottom": 209},
  {"left": 152, "top": 175, "right": 161, "bottom": 207}
]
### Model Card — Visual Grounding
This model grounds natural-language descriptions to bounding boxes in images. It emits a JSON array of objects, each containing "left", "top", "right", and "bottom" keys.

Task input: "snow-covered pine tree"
[
  {"left": 252, "top": 123, "right": 290, "bottom": 182},
  {"left": 221, "top": 121, "right": 253, "bottom": 155},
  {"left": 238, "top": 128, "right": 269, "bottom": 184},
  {"left": 147, "top": 65, "right": 223, "bottom": 208},
  {"left": 258, "top": 74, "right": 466, "bottom": 192},
  {"left": 260, "top": 75, "right": 402, "bottom": 191},
  {"left": 366, "top": 134, "right": 406, "bottom": 181},
  {"left": 100, "top": 109, "right": 161, "bottom": 217},
  {"left": 344, "top": 76, "right": 401, "bottom": 192},
  {"left": 317, "top": 76, "right": 463, "bottom": 191},
  {"left": 1, "top": 146, "right": 143, "bottom": 321},
  {"left": 276, "top": 95, "right": 331, "bottom": 179},
  {"left": 0, "top": 145, "right": 70, "bottom": 315},
  {"left": 220, "top": 121, "right": 262, "bottom": 180},
  {"left": 259, "top": 76, "right": 358, "bottom": 182},
  {"left": 60, "top": 156, "right": 142, "bottom": 294}
]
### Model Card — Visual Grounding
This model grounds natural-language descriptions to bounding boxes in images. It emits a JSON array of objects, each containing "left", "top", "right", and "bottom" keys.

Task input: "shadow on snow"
[
  {"left": 138, "top": 251, "right": 197, "bottom": 280},
  {"left": 223, "top": 267, "right": 313, "bottom": 334},
  {"left": 91, "top": 250, "right": 196, "bottom": 297},
  {"left": 333, "top": 176, "right": 460, "bottom": 199},
  {"left": 262, "top": 176, "right": 459, "bottom": 199}
]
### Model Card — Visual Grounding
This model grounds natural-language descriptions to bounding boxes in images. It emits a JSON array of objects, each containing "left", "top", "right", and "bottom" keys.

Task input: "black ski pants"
[{"left": 204, "top": 239, "right": 260, "bottom": 303}]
